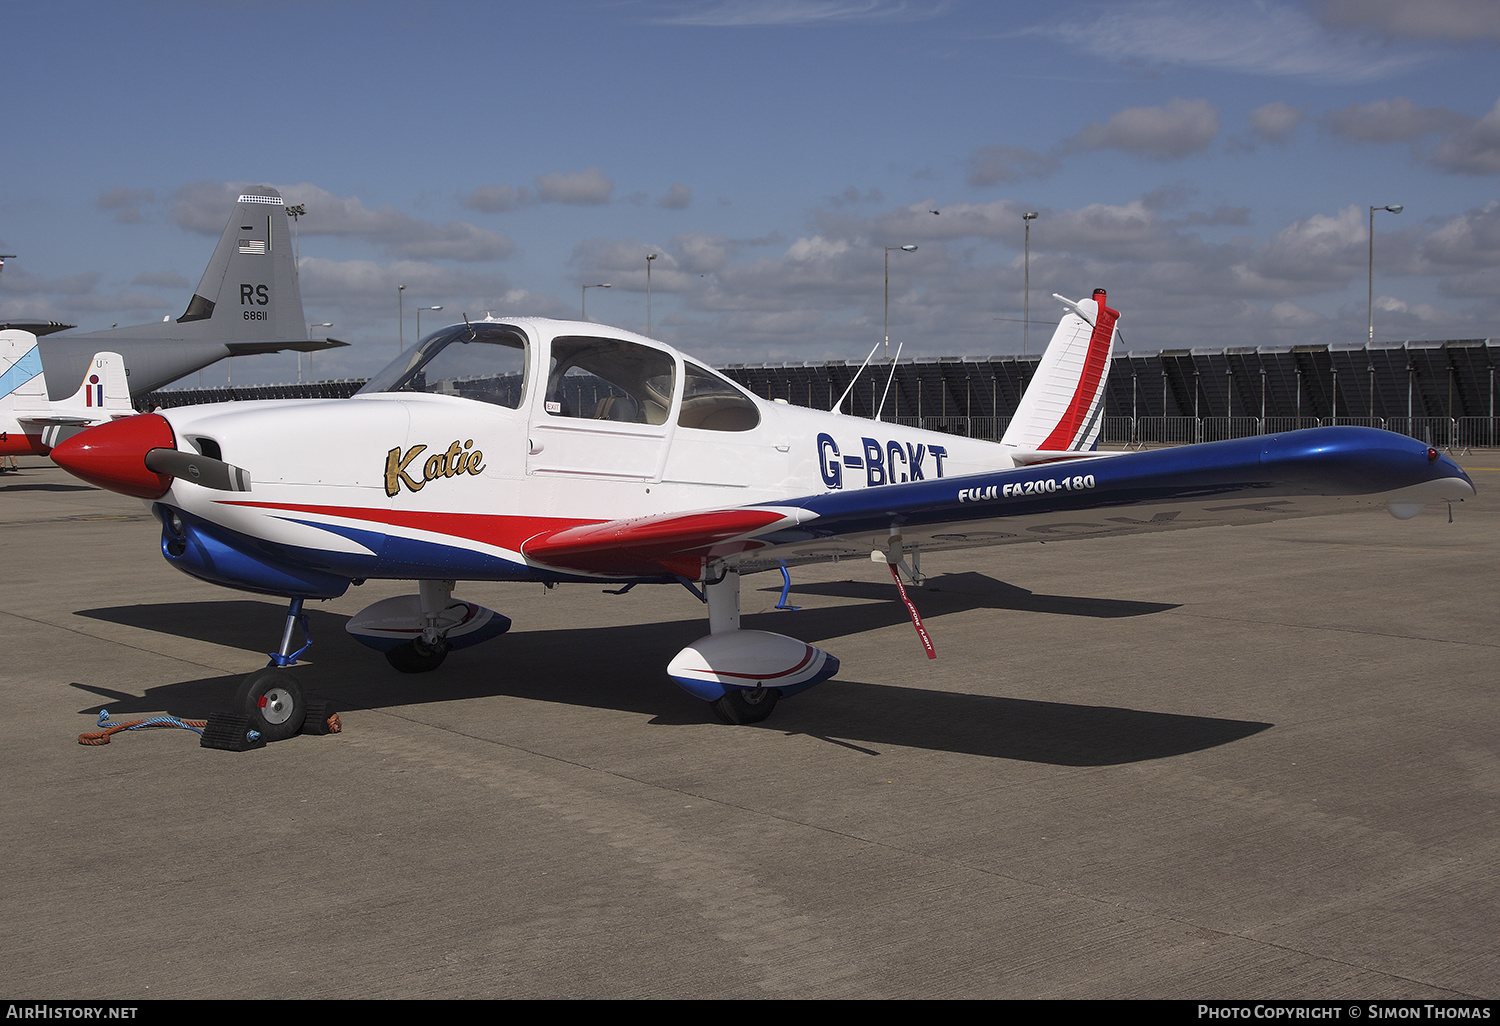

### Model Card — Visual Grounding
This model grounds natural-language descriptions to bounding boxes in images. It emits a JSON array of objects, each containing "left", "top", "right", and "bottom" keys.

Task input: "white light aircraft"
[
  {"left": 1, "top": 330, "right": 133, "bottom": 458},
  {"left": 50, "top": 290, "right": 1475, "bottom": 738}
]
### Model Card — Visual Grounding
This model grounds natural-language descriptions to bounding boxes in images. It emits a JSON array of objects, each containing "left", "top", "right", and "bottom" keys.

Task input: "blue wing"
[{"left": 523, "top": 428, "right": 1474, "bottom": 579}]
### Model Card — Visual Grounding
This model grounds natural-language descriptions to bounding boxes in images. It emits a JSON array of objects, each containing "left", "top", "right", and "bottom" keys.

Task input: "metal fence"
[
  {"left": 881, "top": 414, "right": 1500, "bottom": 449},
  {"left": 143, "top": 385, "right": 1500, "bottom": 449},
  {"left": 1094, "top": 415, "right": 1498, "bottom": 450}
]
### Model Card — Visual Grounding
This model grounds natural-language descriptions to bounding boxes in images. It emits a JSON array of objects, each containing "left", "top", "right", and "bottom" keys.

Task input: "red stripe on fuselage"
[
  {"left": 1038, "top": 301, "right": 1118, "bottom": 451},
  {"left": 216, "top": 500, "right": 601, "bottom": 552}
]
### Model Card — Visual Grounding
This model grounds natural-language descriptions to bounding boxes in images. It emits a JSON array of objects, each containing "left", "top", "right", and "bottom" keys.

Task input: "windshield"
[{"left": 358, "top": 323, "right": 529, "bottom": 408}]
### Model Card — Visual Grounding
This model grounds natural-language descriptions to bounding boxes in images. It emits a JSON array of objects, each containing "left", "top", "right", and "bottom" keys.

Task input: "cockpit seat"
[{"left": 594, "top": 394, "right": 641, "bottom": 423}]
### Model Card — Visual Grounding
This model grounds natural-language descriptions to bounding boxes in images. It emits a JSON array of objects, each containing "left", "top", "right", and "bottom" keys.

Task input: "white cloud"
[
  {"left": 1321, "top": 97, "right": 1468, "bottom": 143},
  {"left": 569, "top": 233, "right": 736, "bottom": 300},
  {"left": 461, "top": 184, "right": 531, "bottom": 213},
  {"left": 0, "top": 265, "right": 172, "bottom": 328},
  {"left": 1232, "top": 205, "right": 1368, "bottom": 294},
  {"left": 464, "top": 168, "right": 621, "bottom": 210},
  {"left": 658, "top": 183, "right": 693, "bottom": 209},
  {"left": 966, "top": 145, "right": 1060, "bottom": 186},
  {"left": 1429, "top": 98, "right": 1500, "bottom": 175},
  {"left": 97, "top": 187, "right": 156, "bottom": 224},
  {"left": 1420, "top": 201, "right": 1500, "bottom": 272},
  {"left": 1268, "top": 301, "right": 1325, "bottom": 327},
  {"left": 1321, "top": 97, "right": 1500, "bottom": 176},
  {"left": 1062, "top": 98, "right": 1219, "bottom": 161},
  {"left": 132, "top": 271, "right": 190, "bottom": 289},
  {"left": 297, "top": 258, "right": 510, "bottom": 302},
  {"left": 651, "top": 1, "right": 944, "bottom": 27},
  {"left": 172, "top": 181, "right": 515, "bottom": 262},
  {"left": 1315, "top": 0, "right": 1500, "bottom": 44},
  {"left": 785, "top": 235, "right": 852, "bottom": 262},
  {"left": 1038, "top": 0, "right": 1432, "bottom": 82},
  {"left": 534, "top": 167, "right": 614, "bottom": 205},
  {"left": 1249, "top": 102, "right": 1306, "bottom": 144}
]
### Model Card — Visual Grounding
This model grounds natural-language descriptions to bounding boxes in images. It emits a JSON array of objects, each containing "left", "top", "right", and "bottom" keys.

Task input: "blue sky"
[{"left": 2, "top": 0, "right": 1498, "bottom": 385}]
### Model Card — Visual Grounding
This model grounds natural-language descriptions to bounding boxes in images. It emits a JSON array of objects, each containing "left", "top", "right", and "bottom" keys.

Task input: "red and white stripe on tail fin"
[{"left": 1000, "top": 288, "right": 1119, "bottom": 454}]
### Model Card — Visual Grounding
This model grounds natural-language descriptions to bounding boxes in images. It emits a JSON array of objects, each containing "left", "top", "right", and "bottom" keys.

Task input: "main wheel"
[
  {"left": 385, "top": 637, "right": 449, "bottom": 674},
  {"left": 235, "top": 668, "right": 307, "bottom": 742},
  {"left": 710, "top": 687, "right": 781, "bottom": 725}
]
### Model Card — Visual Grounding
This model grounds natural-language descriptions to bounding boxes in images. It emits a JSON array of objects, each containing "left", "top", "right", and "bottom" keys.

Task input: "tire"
[
  {"left": 385, "top": 637, "right": 448, "bottom": 674},
  {"left": 235, "top": 668, "right": 307, "bottom": 742},
  {"left": 710, "top": 687, "right": 781, "bottom": 725}
]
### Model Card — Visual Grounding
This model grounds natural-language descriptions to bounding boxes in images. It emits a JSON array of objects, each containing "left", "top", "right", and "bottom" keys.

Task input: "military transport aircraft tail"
[
  {"left": 172, "top": 187, "right": 306, "bottom": 345},
  {"left": 34, "top": 187, "right": 343, "bottom": 398},
  {"left": 78, "top": 187, "right": 305, "bottom": 346},
  {"left": 999, "top": 288, "right": 1118, "bottom": 456}
]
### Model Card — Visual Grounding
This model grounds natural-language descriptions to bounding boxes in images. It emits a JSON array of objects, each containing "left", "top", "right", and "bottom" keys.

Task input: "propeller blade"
[{"left": 144, "top": 447, "right": 251, "bottom": 492}]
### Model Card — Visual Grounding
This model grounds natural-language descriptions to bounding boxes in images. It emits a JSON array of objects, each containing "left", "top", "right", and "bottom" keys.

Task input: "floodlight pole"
[
  {"left": 646, "top": 253, "right": 657, "bottom": 336},
  {"left": 416, "top": 305, "right": 443, "bottom": 343},
  {"left": 304, "top": 323, "right": 332, "bottom": 382},
  {"left": 1022, "top": 212, "right": 1038, "bottom": 358},
  {"left": 1368, "top": 204, "right": 1403, "bottom": 342},
  {"left": 582, "top": 283, "right": 611, "bottom": 322},
  {"left": 285, "top": 204, "right": 306, "bottom": 276},
  {"left": 884, "top": 244, "right": 917, "bottom": 359}
]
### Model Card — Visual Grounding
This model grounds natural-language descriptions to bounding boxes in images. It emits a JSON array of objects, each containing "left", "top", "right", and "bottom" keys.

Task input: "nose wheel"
[
  {"left": 710, "top": 687, "right": 781, "bottom": 725},
  {"left": 236, "top": 667, "right": 307, "bottom": 741}
]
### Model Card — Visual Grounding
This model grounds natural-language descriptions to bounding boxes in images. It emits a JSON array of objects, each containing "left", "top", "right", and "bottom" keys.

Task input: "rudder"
[
  {"left": 175, "top": 187, "right": 307, "bottom": 343},
  {"left": 1000, "top": 288, "right": 1119, "bottom": 452}
]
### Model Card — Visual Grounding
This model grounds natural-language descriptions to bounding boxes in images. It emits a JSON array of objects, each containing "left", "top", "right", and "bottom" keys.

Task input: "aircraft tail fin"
[
  {"left": 173, "top": 187, "right": 307, "bottom": 343},
  {"left": 61, "top": 352, "right": 132, "bottom": 413},
  {"left": 999, "top": 288, "right": 1118, "bottom": 453},
  {"left": 0, "top": 329, "right": 50, "bottom": 416}
]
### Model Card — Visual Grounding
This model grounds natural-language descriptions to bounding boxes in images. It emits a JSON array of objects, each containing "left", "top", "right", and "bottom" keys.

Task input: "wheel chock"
[
  {"left": 199, "top": 711, "right": 267, "bottom": 751},
  {"left": 300, "top": 700, "right": 341, "bottom": 736}
]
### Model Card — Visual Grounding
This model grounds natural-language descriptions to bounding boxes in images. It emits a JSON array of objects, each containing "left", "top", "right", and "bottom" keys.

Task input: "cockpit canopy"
[{"left": 359, "top": 321, "right": 759, "bottom": 432}]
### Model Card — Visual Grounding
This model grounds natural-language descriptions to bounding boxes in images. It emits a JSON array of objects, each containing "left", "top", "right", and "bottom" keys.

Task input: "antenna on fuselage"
[
  {"left": 874, "top": 341, "right": 903, "bottom": 421},
  {"left": 833, "top": 338, "right": 883, "bottom": 415}
]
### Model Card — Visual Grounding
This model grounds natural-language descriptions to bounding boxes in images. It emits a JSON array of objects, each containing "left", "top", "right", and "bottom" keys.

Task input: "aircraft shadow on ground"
[
  {"left": 72, "top": 580, "right": 1258, "bottom": 767},
  {"left": 0, "top": 481, "right": 99, "bottom": 493},
  {"left": 764, "top": 570, "right": 1180, "bottom": 621}
]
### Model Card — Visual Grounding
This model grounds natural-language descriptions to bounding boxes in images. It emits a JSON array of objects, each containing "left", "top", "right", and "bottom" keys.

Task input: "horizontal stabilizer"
[
  {"left": 0, "top": 321, "right": 75, "bottom": 337},
  {"left": 226, "top": 337, "right": 348, "bottom": 357}
]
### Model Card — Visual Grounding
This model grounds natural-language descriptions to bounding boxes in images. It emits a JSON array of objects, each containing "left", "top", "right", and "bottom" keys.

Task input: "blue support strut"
[
  {"left": 268, "top": 596, "right": 312, "bottom": 667},
  {"left": 776, "top": 565, "right": 800, "bottom": 611}
]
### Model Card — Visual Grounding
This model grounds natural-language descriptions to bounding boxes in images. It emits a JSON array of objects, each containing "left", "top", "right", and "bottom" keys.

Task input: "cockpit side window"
[
  {"left": 677, "top": 362, "right": 760, "bottom": 431},
  {"left": 357, "top": 324, "right": 528, "bottom": 409},
  {"left": 544, "top": 336, "right": 676, "bottom": 426}
]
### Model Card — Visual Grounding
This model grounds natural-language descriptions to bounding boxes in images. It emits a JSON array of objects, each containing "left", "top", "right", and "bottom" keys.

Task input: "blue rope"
[{"left": 95, "top": 709, "right": 205, "bottom": 737}]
